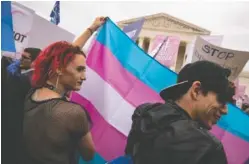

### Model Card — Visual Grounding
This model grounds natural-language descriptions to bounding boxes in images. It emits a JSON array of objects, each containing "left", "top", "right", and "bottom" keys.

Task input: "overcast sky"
[{"left": 19, "top": 1, "right": 249, "bottom": 71}]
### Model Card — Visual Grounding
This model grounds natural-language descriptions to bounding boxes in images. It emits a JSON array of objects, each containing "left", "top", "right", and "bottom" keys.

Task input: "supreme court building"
[
  {"left": 117, "top": 13, "right": 249, "bottom": 95},
  {"left": 117, "top": 12, "right": 211, "bottom": 72}
]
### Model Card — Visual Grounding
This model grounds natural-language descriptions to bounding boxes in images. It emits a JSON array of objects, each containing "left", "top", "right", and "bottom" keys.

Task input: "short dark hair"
[
  {"left": 175, "top": 61, "right": 234, "bottom": 104},
  {"left": 24, "top": 47, "right": 42, "bottom": 61}
]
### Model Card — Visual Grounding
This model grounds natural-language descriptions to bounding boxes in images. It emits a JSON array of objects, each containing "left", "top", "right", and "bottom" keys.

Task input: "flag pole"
[{"left": 153, "top": 38, "right": 167, "bottom": 59}]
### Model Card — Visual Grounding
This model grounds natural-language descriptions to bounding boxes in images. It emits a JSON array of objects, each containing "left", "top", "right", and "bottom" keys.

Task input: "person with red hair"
[{"left": 22, "top": 17, "right": 106, "bottom": 164}]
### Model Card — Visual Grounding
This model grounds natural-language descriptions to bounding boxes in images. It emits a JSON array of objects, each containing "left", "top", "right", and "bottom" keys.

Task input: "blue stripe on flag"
[
  {"left": 96, "top": 18, "right": 249, "bottom": 142},
  {"left": 96, "top": 18, "right": 177, "bottom": 93},
  {"left": 218, "top": 104, "right": 249, "bottom": 142},
  {"left": 79, "top": 153, "right": 106, "bottom": 164},
  {"left": 1, "top": 1, "right": 16, "bottom": 52}
]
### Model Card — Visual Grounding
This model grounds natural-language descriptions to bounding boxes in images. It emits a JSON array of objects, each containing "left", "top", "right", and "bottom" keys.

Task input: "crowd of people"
[{"left": 1, "top": 15, "right": 245, "bottom": 164}]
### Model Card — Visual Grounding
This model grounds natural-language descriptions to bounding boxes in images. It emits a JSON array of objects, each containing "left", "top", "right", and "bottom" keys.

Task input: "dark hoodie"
[{"left": 125, "top": 100, "right": 227, "bottom": 164}]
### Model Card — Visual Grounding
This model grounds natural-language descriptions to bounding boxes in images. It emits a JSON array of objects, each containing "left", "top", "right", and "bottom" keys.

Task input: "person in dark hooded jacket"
[{"left": 126, "top": 61, "right": 235, "bottom": 164}]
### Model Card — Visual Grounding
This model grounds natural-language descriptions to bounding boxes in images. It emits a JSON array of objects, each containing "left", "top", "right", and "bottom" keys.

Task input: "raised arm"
[{"left": 72, "top": 16, "right": 106, "bottom": 49}]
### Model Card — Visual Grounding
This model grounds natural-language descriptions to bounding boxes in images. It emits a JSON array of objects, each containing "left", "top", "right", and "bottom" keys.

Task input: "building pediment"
[{"left": 117, "top": 13, "right": 210, "bottom": 35}]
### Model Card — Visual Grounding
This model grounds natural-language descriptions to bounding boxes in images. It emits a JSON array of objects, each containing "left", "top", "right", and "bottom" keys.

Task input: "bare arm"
[
  {"left": 78, "top": 132, "right": 95, "bottom": 161},
  {"left": 72, "top": 28, "right": 93, "bottom": 49},
  {"left": 67, "top": 104, "right": 95, "bottom": 161},
  {"left": 72, "top": 16, "right": 106, "bottom": 49}
]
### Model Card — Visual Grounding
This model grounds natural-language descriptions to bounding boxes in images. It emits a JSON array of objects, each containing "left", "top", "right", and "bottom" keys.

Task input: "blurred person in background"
[{"left": 2, "top": 47, "right": 41, "bottom": 164}]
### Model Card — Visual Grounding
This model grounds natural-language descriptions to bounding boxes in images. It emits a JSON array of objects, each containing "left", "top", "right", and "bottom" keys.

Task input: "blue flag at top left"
[
  {"left": 50, "top": 1, "right": 60, "bottom": 25},
  {"left": 1, "top": 1, "right": 16, "bottom": 52}
]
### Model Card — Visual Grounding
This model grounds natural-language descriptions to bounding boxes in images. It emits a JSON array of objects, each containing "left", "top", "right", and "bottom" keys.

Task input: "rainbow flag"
[{"left": 72, "top": 18, "right": 249, "bottom": 164}]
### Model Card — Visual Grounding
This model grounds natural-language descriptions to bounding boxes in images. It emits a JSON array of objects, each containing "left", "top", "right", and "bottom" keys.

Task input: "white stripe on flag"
[{"left": 77, "top": 67, "right": 135, "bottom": 136}]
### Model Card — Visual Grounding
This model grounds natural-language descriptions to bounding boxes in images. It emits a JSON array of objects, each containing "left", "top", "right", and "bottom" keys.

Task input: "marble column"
[
  {"left": 138, "top": 37, "right": 144, "bottom": 48},
  {"left": 148, "top": 37, "right": 155, "bottom": 53}
]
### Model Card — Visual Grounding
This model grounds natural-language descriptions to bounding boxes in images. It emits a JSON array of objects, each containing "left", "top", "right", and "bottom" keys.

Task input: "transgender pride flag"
[{"left": 72, "top": 18, "right": 249, "bottom": 164}]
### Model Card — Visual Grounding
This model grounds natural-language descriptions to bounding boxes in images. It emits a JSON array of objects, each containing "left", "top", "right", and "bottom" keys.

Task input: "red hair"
[{"left": 32, "top": 41, "right": 85, "bottom": 87}]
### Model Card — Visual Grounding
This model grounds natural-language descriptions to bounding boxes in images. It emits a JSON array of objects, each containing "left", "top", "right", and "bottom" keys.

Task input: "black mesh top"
[{"left": 22, "top": 89, "right": 90, "bottom": 164}]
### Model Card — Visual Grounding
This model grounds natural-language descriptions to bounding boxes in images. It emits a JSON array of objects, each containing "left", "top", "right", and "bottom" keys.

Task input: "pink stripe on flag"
[
  {"left": 85, "top": 40, "right": 249, "bottom": 163},
  {"left": 87, "top": 40, "right": 163, "bottom": 107},
  {"left": 211, "top": 125, "right": 249, "bottom": 164},
  {"left": 71, "top": 92, "right": 127, "bottom": 161}
]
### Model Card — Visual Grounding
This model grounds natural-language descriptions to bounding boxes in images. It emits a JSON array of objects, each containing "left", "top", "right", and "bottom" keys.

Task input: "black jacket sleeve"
[
  {"left": 203, "top": 144, "right": 228, "bottom": 164},
  {"left": 126, "top": 102, "right": 228, "bottom": 164},
  {"left": 153, "top": 120, "right": 228, "bottom": 164}
]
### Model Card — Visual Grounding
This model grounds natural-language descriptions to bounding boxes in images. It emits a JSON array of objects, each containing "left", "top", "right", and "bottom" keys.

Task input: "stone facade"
[{"left": 117, "top": 13, "right": 210, "bottom": 72}]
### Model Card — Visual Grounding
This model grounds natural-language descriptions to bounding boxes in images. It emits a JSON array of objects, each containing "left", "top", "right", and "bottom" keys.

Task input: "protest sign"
[
  {"left": 184, "top": 35, "right": 223, "bottom": 65},
  {"left": 149, "top": 35, "right": 167, "bottom": 57},
  {"left": 154, "top": 36, "right": 180, "bottom": 67},
  {"left": 11, "top": 2, "right": 35, "bottom": 58},
  {"left": 123, "top": 18, "right": 145, "bottom": 41},
  {"left": 2, "top": 2, "right": 75, "bottom": 59},
  {"left": 192, "top": 36, "right": 249, "bottom": 80}
]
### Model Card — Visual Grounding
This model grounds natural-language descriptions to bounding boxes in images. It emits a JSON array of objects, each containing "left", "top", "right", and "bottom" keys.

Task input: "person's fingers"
[{"left": 97, "top": 16, "right": 107, "bottom": 21}]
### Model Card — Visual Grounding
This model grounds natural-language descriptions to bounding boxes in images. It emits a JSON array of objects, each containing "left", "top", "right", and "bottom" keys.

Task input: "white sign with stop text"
[{"left": 192, "top": 36, "right": 249, "bottom": 81}]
